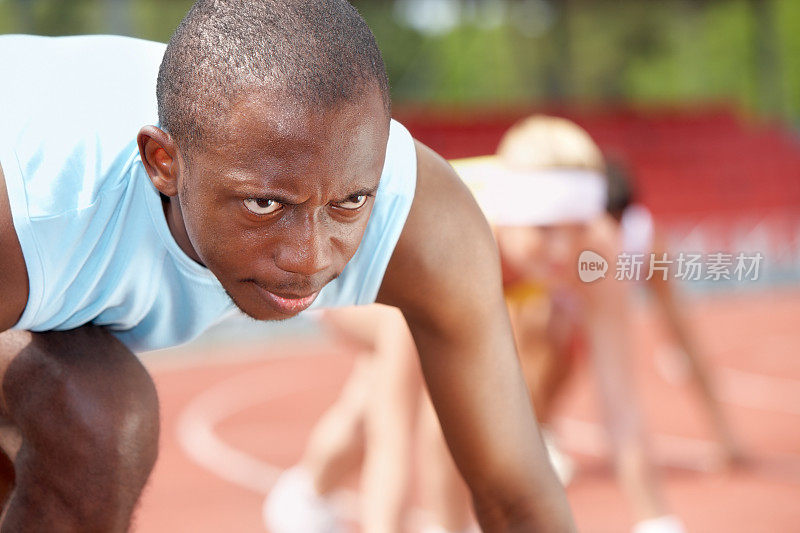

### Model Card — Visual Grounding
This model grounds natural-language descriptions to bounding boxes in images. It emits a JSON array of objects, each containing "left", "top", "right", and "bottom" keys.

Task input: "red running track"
[{"left": 134, "top": 289, "right": 800, "bottom": 532}]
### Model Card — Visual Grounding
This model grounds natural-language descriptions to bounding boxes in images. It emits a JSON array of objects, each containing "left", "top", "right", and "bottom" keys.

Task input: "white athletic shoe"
[
  {"left": 632, "top": 515, "right": 687, "bottom": 533},
  {"left": 263, "top": 467, "right": 344, "bottom": 533}
]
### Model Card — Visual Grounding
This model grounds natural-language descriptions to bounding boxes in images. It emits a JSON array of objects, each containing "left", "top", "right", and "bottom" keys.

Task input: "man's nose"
[{"left": 274, "top": 212, "right": 334, "bottom": 277}]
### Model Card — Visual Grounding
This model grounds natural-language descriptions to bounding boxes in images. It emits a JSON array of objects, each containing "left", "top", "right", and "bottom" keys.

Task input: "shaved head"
[{"left": 156, "top": 0, "right": 391, "bottom": 154}]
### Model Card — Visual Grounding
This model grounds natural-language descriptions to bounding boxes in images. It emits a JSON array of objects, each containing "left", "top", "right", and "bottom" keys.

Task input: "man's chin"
[{"left": 224, "top": 289, "right": 302, "bottom": 322}]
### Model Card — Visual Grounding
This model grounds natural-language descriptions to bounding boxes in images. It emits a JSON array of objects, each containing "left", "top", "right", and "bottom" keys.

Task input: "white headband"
[{"left": 451, "top": 156, "right": 608, "bottom": 227}]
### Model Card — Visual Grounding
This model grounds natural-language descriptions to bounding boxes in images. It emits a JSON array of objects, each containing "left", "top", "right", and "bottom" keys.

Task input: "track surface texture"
[{"left": 134, "top": 289, "right": 800, "bottom": 532}]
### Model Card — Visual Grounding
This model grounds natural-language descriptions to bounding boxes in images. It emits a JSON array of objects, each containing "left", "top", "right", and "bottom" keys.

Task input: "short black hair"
[
  {"left": 605, "top": 158, "right": 636, "bottom": 221},
  {"left": 156, "top": 0, "right": 391, "bottom": 152}
]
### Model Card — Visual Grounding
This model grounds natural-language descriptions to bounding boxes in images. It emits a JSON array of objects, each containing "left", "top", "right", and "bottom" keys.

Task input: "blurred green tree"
[{"left": 0, "top": 0, "right": 798, "bottom": 121}]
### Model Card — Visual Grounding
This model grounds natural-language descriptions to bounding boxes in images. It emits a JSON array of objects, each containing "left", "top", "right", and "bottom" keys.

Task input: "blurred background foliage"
[{"left": 0, "top": 0, "right": 798, "bottom": 121}]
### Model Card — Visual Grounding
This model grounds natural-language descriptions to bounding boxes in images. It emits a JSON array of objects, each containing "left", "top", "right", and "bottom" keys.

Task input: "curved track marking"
[
  {"left": 175, "top": 345, "right": 800, "bottom": 531},
  {"left": 175, "top": 363, "right": 426, "bottom": 529},
  {"left": 177, "top": 366, "right": 314, "bottom": 494}
]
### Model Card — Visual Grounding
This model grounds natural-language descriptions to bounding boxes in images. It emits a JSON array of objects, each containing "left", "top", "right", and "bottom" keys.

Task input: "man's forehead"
[
  {"left": 199, "top": 134, "right": 386, "bottom": 198},
  {"left": 224, "top": 87, "right": 386, "bottom": 141},
  {"left": 195, "top": 91, "right": 388, "bottom": 168},
  {"left": 182, "top": 86, "right": 391, "bottom": 200}
]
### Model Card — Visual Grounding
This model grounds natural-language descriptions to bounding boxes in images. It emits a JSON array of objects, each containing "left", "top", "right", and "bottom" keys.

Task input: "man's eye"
[
  {"left": 243, "top": 198, "right": 282, "bottom": 215},
  {"left": 337, "top": 195, "right": 368, "bottom": 210}
]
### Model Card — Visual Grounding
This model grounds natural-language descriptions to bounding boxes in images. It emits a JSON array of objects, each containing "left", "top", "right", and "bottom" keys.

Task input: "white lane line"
[
  {"left": 177, "top": 365, "right": 317, "bottom": 494},
  {"left": 175, "top": 356, "right": 800, "bottom": 531},
  {"left": 554, "top": 417, "right": 800, "bottom": 486},
  {"left": 144, "top": 338, "right": 330, "bottom": 374},
  {"left": 176, "top": 363, "right": 427, "bottom": 530},
  {"left": 653, "top": 343, "right": 800, "bottom": 415},
  {"left": 717, "top": 366, "right": 800, "bottom": 416},
  {"left": 554, "top": 417, "right": 718, "bottom": 472}
]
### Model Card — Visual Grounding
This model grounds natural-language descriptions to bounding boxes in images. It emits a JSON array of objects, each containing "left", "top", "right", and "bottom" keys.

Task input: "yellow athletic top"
[{"left": 503, "top": 280, "right": 548, "bottom": 306}]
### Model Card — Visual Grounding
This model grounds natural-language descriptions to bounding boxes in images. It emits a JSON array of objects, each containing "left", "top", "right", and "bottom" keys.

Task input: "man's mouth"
[{"left": 248, "top": 281, "right": 320, "bottom": 315}]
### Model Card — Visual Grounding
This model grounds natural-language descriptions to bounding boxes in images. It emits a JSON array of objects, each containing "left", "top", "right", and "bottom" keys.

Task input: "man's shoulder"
[
  {"left": 0, "top": 34, "right": 164, "bottom": 113},
  {"left": 379, "top": 120, "right": 417, "bottom": 196},
  {"left": 0, "top": 34, "right": 164, "bottom": 143},
  {"left": 376, "top": 140, "right": 501, "bottom": 315},
  {"left": 0, "top": 34, "right": 165, "bottom": 218}
]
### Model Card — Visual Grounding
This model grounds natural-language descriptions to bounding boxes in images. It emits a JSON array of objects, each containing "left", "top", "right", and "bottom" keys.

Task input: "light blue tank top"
[{"left": 0, "top": 35, "right": 417, "bottom": 352}]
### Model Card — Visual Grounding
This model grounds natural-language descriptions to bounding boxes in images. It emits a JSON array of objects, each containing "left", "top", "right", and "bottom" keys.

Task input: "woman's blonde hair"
[{"left": 497, "top": 115, "right": 605, "bottom": 173}]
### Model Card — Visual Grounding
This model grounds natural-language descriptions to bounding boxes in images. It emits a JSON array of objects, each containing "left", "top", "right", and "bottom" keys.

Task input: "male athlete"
[{"left": 0, "top": 0, "right": 574, "bottom": 531}]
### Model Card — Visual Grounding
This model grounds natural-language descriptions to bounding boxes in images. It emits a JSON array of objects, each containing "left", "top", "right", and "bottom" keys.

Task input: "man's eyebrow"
[
  {"left": 228, "top": 180, "right": 301, "bottom": 204},
  {"left": 228, "top": 181, "right": 380, "bottom": 204},
  {"left": 334, "top": 185, "right": 380, "bottom": 203}
]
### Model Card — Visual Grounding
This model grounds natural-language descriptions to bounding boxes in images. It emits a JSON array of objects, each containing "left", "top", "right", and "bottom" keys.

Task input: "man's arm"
[
  {"left": 0, "top": 164, "right": 29, "bottom": 332},
  {"left": 377, "top": 141, "right": 575, "bottom": 532}
]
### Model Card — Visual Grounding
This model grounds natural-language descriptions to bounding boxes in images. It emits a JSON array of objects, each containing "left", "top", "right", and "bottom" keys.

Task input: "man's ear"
[{"left": 137, "top": 126, "right": 181, "bottom": 197}]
